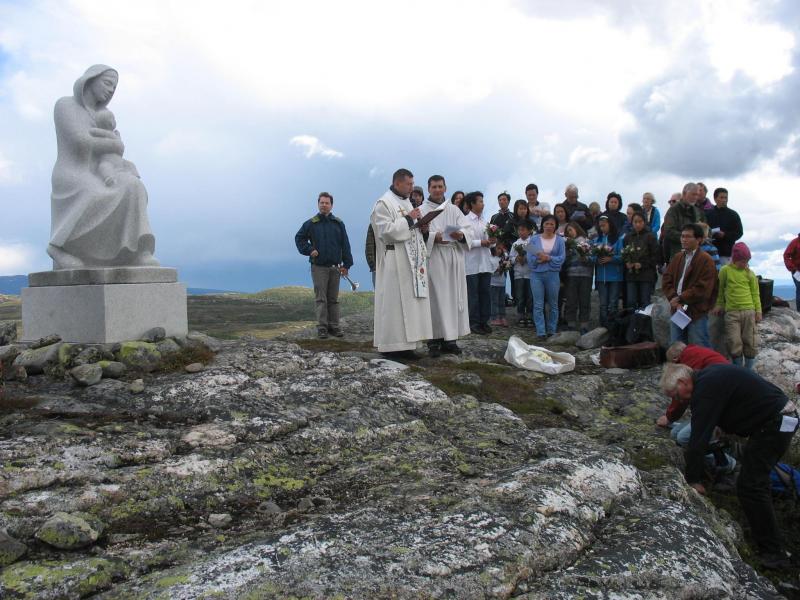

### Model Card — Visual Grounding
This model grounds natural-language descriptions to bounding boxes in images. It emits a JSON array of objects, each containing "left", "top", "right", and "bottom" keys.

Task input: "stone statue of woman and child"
[{"left": 22, "top": 65, "right": 187, "bottom": 342}]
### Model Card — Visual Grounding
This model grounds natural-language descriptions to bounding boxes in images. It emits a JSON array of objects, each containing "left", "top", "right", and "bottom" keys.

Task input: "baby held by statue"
[{"left": 89, "top": 109, "right": 140, "bottom": 186}]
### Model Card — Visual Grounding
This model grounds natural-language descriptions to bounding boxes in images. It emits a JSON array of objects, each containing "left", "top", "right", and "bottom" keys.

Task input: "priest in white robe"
[
  {"left": 421, "top": 175, "right": 474, "bottom": 356},
  {"left": 371, "top": 169, "right": 432, "bottom": 356}
]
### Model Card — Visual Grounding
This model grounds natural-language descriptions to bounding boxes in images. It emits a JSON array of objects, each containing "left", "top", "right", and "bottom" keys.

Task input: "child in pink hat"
[{"left": 711, "top": 242, "right": 762, "bottom": 369}]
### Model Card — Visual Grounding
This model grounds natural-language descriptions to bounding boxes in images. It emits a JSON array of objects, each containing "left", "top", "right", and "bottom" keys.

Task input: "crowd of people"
[{"left": 295, "top": 169, "right": 800, "bottom": 570}]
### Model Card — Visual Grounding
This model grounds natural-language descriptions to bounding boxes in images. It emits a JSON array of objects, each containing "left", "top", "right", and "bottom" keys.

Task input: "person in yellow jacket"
[{"left": 711, "top": 242, "right": 761, "bottom": 369}]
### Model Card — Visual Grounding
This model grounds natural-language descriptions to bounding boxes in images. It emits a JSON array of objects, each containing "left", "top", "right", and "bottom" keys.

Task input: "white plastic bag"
[{"left": 504, "top": 335, "right": 576, "bottom": 375}]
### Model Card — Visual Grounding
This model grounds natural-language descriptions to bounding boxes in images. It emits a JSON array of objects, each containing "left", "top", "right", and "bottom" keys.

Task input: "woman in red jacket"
[{"left": 784, "top": 232, "right": 800, "bottom": 312}]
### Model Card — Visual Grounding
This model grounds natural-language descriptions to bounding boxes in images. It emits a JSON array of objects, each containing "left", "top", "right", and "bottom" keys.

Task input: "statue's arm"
[
  {"left": 88, "top": 127, "right": 119, "bottom": 140},
  {"left": 55, "top": 99, "right": 124, "bottom": 156}
]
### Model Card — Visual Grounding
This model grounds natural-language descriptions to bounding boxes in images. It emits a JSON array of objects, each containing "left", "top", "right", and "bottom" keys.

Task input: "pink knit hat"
[{"left": 732, "top": 242, "right": 751, "bottom": 263}]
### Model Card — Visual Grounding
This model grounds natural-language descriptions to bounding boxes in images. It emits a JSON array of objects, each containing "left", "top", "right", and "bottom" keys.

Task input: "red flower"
[{"left": 420, "top": 268, "right": 425, "bottom": 274}]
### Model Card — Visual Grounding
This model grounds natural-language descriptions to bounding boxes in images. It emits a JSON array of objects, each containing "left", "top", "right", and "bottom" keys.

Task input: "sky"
[{"left": 1, "top": 0, "right": 799, "bottom": 291}]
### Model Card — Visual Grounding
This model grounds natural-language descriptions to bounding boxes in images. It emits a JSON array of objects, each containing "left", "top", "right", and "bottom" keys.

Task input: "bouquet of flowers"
[
  {"left": 512, "top": 242, "right": 527, "bottom": 264},
  {"left": 485, "top": 223, "right": 503, "bottom": 240},
  {"left": 591, "top": 243, "right": 614, "bottom": 259},
  {"left": 620, "top": 245, "right": 642, "bottom": 270},
  {"left": 566, "top": 238, "right": 591, "bottom": 258},
  {"left": 495, "top": 254, "right": 513, "bottom": 274}
]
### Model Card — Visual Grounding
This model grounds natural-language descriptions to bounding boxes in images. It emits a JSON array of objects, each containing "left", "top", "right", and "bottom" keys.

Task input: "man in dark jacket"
[
  {"left": 660, "top": 362, "right": 798, "bottom": 569},
  {"left": 662, "top": 224, "right": 718, "bottom": 347},
  {"left": 490, "top": 192, "right": 512, "bottom": 230},
  {"left": 295, "top": 192, "right": 354, "bottom": 338},
  {"left": 704, "top": 187, "right": 743, "bottom": 266},
  {"left": 562, "top": 184, "right": 593, "bottom": 232},
  {"left": 662, "top": 182, "right": 706, "bottom": 261}
]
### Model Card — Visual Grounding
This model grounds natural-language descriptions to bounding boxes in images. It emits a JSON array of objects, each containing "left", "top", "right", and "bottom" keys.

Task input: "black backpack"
[{"left": 606, "top": 308, "right": 653, "bottom": 347}]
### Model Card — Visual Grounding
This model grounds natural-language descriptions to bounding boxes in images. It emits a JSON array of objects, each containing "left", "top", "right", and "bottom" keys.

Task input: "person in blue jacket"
[
  {"left": 642, "top": 192, "right": 661, "bottom": 235},
  {"left": 591, "top": 215, "right": 624, "bottom": 327},
  {"left": 295, "top": 192, "right": 354, "bottom": 338},
  {"left": 528, "top": 214, "right": 566, "bottom": 339}
]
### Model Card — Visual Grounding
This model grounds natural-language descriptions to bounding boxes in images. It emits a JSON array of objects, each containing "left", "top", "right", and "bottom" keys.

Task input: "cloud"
[
  {"left": 0, "top": 150, "right": 21, "bottom": 184},
  {"left": 620, "top": 0, "right": 800, "bottom": 178},
  {"left": 0, "top": 241, "right": 39, "bottom": 273},
  {"left": 568, "top": 146, "right": 611, "bottom": 168},
  {"left": 290, "top": 135, "right": 344, "bottom": 159}
]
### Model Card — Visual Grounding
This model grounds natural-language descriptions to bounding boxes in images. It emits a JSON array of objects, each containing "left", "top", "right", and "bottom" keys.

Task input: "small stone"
[
  {"left": 140, "top": 326, "right": 166, "bottom": 343},
  {"left": 184, "top": 362, "right": 205, "bottom": 373},
  {"left": 297, "top": 497, "right": 315, "bottom": 511},
  {"left": 35, "top": 512, "right": 104, "bottom": 549},
  {"left": 208, "top": 513, "right": 232, "bottom": 528},
  {"left": 70, "top": 363, "right": 103, "bottom": 387},
  {"left": 548, "top": 331, "right": 581, "bottom": 346},
  {"left": 156, "top": 338, "right": 181, "bottom": 358},
  {"left": 12, "top": 342, "right": 64, "bottom": 375},
  {"left": 30, "top": 334, "right": 62, "bottom": 349},
  {"left": 0, "top": 529, "right": 27, "bottom": 566},
  {"left": 258, "top": 501, "right": 282, "bottom": 515},
  {"left": 453, "top": 372, "right": 483, "bottom": 388},
  {"left": 73, "top": 346, "right": 111, "bottom": 366},
  {"left": 98, "top": 360, "right": 127, "bottom": 379},
  {"left": 129, "top": 379, "right": 145, "bottom": 394},
  {"left": 184, "top": 331, "right": 222, "bottom": 353},
  {"left": 576, "top": 327, "right": 610, "bottom": 350},
  {"left": 605, "top": 368, "right": 628, "bottom": 375}
]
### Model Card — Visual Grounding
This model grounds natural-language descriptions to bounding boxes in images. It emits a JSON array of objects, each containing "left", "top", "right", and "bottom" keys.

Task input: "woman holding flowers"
[
  {"left": 591, "top": 216, "right": 624, "bottom": 327},
  {"left": 528, "top": 214, "right": 566, "bottom": 339},
  {"left": 622, "top": 211, "right": 660, "bottom": 309},
  {"left": 563, "top": 222, "right": 593, "bottom": 334}
]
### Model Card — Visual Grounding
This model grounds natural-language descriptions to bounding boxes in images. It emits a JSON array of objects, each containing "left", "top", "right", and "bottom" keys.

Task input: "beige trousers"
[{"left": 724, "top": 309, "right": 758, "bottom": 358}]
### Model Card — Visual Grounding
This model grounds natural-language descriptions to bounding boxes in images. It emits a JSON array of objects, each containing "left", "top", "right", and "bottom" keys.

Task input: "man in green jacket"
[
  {"left": 662, "top": 182, "right": 706, "bottom": 262},
  {"left": 295, "top": 192, "right": 354, "bottom": 338}
]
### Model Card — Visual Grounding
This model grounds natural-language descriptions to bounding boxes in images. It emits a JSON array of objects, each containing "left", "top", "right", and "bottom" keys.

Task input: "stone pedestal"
[{"left": 22, "top": 267, "right": 188, "bottom": 343}]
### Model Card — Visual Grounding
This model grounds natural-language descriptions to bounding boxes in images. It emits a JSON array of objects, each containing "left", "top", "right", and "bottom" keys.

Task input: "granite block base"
[{"left": 22, "top": 282, "right": 188, "bottom": 343}]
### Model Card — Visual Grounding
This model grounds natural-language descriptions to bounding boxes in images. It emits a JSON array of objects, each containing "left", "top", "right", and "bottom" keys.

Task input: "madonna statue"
[{"left": 48, "top": 64, "right": 159, "bottom": 269}]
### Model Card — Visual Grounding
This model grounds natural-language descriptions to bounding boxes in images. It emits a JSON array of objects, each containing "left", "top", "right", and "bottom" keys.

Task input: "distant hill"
[
  {"left": 0, "top": 275, "right": 236, "bottom": 296},
  {"left": 0, "top": 275, "right": 27, "bottom": 295}
]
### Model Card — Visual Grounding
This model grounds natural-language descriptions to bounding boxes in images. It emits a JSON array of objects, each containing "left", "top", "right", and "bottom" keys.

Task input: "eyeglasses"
[{"left": 669, "top": 200, "right": 677, "bottom": 205}]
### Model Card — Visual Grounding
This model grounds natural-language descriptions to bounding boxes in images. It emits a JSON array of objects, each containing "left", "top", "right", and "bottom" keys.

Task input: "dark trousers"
[
  {"left": 514, "top": 278, "right": 532, "bottom": 319},
  {"left": 596, "top": 280, "right": 620, "bottom": 327},
  {"left": 311, "top": 265, "right": 340, "bottom": 332},
  {"left": 565, "top": 276, "right": 592, "bottom": 326},
  {"left": 737, "top": 420, "right": 796, "bottom": 553},
  {"left": 625, "top": 280, "right": 655, "bottom": 310},
  {"left": 467, "top": 272, "right": 491, "bottom": 328}
]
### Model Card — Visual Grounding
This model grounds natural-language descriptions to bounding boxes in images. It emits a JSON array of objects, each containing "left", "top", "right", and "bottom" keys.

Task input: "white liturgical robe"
[
  {"left": 421, "top": 198, "right": 474, "bottom": 341},
  {"left": 371, "top": 189, "right": 433, "bottom": 352}
]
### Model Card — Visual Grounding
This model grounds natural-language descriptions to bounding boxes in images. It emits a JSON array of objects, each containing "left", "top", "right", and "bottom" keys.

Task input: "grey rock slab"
[
  {"left": 576, "top": 327, "right": 609, "bottom": 350},
  {"left": 116, "top": 342, "right": 161, "bottom": 372},
  {"left": 12, "top": 342, "right": 63, "bottom": 375},
  {"left": 185, "top": 331, "right": 222, "bottom": 353},
  {"left": 369, "top": 358, "right": 409, "bottom": 371},
  {"left": 70, "top": 364, "right": 103, "bottom": 387},
  {"left": 155, "top": 338, "right": 181, "bottom": 358},
  {"left": 30, "top": 334, "right": 62, "bottom": 349},
  {"left": 29, "top": 267, "right": 177, "bottom": 287},
  {"left": 34, "top": 512, "right": 103, "bottom": 549},
  {"left": 0, "top": 529, "right": 27, "bottom": 566},
  {"left": 651, "top": 296, "right": 673, "bottom": 349},
  {"left": 140, "top": 326, "right": 166, "bottom": 343},
  {"left": 73, "top": 346, "right": 112, "bottom": 366}
]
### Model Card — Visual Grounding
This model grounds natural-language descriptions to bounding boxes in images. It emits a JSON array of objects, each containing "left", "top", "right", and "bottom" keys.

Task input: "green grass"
[{"left": 189, "top": 287, "right": 373, "bottom": 339}]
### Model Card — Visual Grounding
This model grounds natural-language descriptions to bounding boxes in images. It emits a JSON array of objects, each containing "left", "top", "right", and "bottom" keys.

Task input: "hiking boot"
[
  {"left": 428, "top": 343, "right": 442, "bottom": 358},
  {"left": 329, "top": 329, "right": 344, "bottom": 338},
  {"left": 317, "top": 328, "right": 329, "bottom": 339},
  {"left": 441, "top": 341, "right": 462, "bottom": 355},
  {"left": 480, "top": 324, "right": 492, "bottom": 334}
]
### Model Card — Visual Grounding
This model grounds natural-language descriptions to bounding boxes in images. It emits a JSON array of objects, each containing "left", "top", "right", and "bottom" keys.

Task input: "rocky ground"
[{"left": 0, "top": 299, "right": 799, "bottom": 599}]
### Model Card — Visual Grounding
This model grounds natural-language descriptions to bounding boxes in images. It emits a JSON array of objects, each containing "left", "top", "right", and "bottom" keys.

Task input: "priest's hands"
[
  {"left": 409, "top": 208, "right": 422, "bottom": 220},
  {"left": 449, "top": 231, "right": 464, "bottom": 241}
]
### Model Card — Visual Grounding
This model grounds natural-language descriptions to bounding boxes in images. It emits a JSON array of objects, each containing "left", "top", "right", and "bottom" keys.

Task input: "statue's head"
[{"left": 73, "top": 65, "right": 119, "bottom": 110}]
